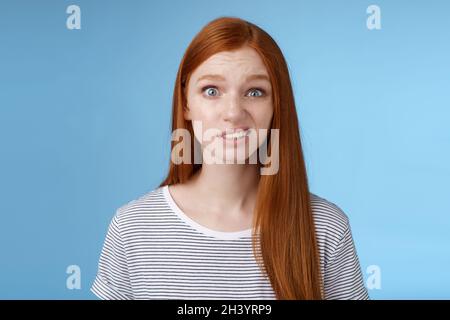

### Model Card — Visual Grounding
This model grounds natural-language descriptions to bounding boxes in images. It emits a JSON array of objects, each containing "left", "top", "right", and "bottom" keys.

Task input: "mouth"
[{"left": 218, "top": 127, "right": 251, "bottom": 140}]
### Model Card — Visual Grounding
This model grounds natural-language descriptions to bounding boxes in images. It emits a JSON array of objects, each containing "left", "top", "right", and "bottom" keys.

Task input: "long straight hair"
[{"left": 159, "top": 16, "right": 323, "bottom": 299}]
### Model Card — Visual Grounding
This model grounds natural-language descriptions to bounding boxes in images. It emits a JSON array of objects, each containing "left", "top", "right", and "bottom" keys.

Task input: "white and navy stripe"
[{"left": 91, "top": 185, "right": 369, "bottom": 300}]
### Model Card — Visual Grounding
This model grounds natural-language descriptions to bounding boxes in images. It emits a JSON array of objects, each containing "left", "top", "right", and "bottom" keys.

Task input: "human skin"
[{"left": 169, "top": 46, "right": 274, "bottom": 232}]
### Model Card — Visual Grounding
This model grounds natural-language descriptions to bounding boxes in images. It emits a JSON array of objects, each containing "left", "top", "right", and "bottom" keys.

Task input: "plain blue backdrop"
[{"left": 0, "top": 0, "right": 449, "bottom": 299}]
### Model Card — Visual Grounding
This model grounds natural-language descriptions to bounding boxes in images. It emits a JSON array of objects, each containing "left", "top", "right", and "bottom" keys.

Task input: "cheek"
[
  {"left": 187, "top": 96, "right": 221, "bottom": 144},
  {"left": 187, "top": 96, "right": 219, "bottom": 120},
  {"left": 251, "top": 102, "right": 274, "bottom": 128}
]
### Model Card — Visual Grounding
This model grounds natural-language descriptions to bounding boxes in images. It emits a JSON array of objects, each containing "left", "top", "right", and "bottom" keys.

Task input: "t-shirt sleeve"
[
  {"left": 323, "top": 219, "right": 369, "bottom": 300},
  {"left": 91, "top": 212, "right": 133, "bottom": 300}
]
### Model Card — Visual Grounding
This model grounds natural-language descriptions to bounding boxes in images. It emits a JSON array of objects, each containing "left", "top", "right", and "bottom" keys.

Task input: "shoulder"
[
  {"left": 309, "top": 192, "right": 350, "bottom": 233},
  {"left": 309, "top": 192, "right": 353, "bottom": 264},
  {"left": 309, "top": 193, "right": 368, "bottom": 299},
  {"left": 112, "top": 186, "right": 168, "bottom": 227}
]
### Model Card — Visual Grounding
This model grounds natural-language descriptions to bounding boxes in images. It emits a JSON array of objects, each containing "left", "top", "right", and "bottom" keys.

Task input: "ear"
[
  {"left": 183, "top": 104, "right": 191, "bottom": 121},
  {"left": 182, "top": 81, "right": 192, "bottom": 121}
]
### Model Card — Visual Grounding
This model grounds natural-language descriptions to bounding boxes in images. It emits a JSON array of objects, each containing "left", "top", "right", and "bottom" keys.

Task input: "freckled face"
[{"left": 184, "top": 46, "right": 274, "bottom": 162}]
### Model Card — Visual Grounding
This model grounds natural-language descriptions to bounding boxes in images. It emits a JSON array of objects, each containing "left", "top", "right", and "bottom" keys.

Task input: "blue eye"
[
  {"left": 247, "top": 88, "right": 265, "bottom": 97},
  {"left": 203, "top": 86, "right": 219, "bottom": 97},
  {"left": 201, "top": 86, "right": 266, "bottom": 98}
]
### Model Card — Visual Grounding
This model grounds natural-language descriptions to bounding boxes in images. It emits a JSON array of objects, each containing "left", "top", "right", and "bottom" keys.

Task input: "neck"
[{"left": 188, "top": 163, "right": 260, "bottom": 216}]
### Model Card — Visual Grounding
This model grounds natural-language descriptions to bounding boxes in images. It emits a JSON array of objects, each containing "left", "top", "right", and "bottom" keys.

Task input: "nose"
[{"left": 222, "top": 93, "right": 247, "bottom": 123}]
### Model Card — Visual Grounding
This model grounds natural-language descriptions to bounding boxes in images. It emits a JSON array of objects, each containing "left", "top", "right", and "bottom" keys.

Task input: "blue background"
[{"left": 1, "top": 0, "right": 449, "bottom": 299}]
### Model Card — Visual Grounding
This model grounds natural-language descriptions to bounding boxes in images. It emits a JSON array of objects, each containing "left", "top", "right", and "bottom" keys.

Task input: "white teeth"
[{"left": 223, "top": 130, "right": 249, "bottom": 139}]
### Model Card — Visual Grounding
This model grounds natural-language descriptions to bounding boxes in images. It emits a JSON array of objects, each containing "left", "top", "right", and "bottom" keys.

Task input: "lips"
[{"left": 218, "top": 127, "right": 251, "bottom": 140}]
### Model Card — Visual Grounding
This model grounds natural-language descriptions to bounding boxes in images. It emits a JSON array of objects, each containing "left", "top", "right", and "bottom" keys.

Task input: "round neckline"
[{"left": 162, "top": 185, "right": 253, "bottom": 240}]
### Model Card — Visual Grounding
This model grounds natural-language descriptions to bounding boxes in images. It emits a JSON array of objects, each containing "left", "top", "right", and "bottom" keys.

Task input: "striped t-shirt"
[{"left": 91, "top": 185, "right": 369, "bottom": 300}]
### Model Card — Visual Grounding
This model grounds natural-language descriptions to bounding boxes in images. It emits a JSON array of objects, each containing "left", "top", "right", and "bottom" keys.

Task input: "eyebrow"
[{"left": 196, "top": 73, "right": 270, "bottom": 84}]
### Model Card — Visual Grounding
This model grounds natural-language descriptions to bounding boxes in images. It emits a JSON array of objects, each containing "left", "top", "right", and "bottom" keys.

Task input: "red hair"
[{"left": 160, "top": 16, "right": 323, "bottom": 299}]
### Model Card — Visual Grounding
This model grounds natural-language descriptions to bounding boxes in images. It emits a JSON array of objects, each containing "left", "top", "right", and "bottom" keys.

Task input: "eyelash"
[{"left": 201, "top": 86, "right": 267, "bottom": 98}]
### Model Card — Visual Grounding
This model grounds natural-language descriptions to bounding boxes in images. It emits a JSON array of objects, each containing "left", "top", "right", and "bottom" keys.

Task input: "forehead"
[{"left": 191, "top": 47, "right": 269, "bottom": 80}]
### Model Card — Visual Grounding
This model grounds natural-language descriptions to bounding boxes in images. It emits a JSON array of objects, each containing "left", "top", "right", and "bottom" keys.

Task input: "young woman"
[{"left": 91, "top": 16, "right": 369, "bottom": 300}]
